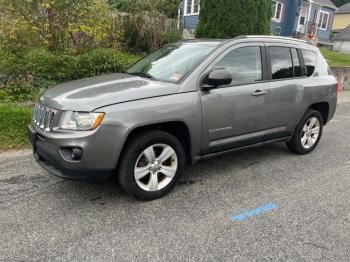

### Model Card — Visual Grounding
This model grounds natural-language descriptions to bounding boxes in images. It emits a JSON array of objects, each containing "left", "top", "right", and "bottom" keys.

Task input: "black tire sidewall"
[
  {"left": 118, "top": 130, "right": 185, "bottom": 200},
  {"left": 287, "top": 110, "right": 323, "bottom": 154}
]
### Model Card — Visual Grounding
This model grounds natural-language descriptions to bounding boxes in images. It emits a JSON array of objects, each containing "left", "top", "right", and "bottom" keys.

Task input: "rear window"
[{"left": 301, "top": 50, "right": 317, "bottom": 77}]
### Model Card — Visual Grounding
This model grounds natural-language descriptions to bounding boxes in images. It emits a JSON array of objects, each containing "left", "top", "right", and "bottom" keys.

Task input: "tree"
[
  {"left": 196, "top": 0, "right": 272, "bottom": 38},
  {"left": 109, "top": 0, "right": 182, "bottom": 18},
  {"left": 331, "top": 0, "right": 350, "bottom": 7},
  {"left": 0, "top": 0, "right": 117, "bottom": 52}
]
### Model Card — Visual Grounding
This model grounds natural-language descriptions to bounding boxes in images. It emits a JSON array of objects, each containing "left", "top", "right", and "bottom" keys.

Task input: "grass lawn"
[
  {"left": 0, "top": 104, "right": 33, "bottom": 151},
  {"left": 320, "top": 48, "right": 350, "bottom": 67}
]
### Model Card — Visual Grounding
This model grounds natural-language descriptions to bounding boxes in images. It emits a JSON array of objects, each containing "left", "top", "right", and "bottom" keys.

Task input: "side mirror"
[{"left": 203, "top": 69, "right": 232, "bottom": 90}]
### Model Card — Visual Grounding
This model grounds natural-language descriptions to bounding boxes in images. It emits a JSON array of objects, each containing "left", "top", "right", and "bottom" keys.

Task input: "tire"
[
  {"left": 287, "top": 109, "right": 323, "bottom": 155},
  {"left": 118, "top": 130, "right": 186, "bottom": 201}
]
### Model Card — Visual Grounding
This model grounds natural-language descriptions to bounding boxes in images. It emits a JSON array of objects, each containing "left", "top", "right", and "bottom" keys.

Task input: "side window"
[
  {"left": 291, "top": 48, "right": 302, "bottom": 77},
  {"left": 302, "top": 49, "right": 317, "bottom": 77},
  {"left": 315, "top": 52, "right": 331, "bottom": 76},
  {"left": 269, "top": 47, "right": 294, "bottom": 79},
  {"left": 214, "top": 47, "right": 262, "bottom": 86}
]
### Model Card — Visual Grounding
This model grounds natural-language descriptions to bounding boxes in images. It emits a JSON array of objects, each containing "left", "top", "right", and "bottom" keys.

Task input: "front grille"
[{"left": 33, "top": 104, "right": 57, "bottom": 132}]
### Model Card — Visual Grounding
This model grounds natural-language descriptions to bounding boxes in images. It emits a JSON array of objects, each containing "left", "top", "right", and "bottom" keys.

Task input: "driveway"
[{"left": 1, "top": 92, "right": 350, "bottom": 261}]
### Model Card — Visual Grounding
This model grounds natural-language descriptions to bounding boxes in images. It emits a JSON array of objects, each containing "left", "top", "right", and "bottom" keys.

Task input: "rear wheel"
[
  {"left": 118, "top": 130, "right": 185, "bottom": 200},
  {"left": 287, "top": 109, "right": 323, "bottom": 155}
]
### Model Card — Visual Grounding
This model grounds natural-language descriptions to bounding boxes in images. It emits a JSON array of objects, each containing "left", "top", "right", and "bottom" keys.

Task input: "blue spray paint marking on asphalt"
[{"left": 231, "top": 203, "right": 278, "bottom": 222}]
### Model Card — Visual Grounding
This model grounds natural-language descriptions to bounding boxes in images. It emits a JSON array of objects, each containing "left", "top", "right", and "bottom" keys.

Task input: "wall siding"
[
  {"left": 334, "top": 40, "right": 350, "bottom": 53},
  {"left": 271, "top": 21, "right": 284, "bottom": 35},
  {"left": 309, "top": 4, "right": 334, "bottom": 40},
  {"left": 183, "top": 15, "right": 199, "bottom": 29},
  {"left": 282, "top": 0, "right": 299, "bottom": 36},
  {"left": 333, "top": 13, "right": 350, "bottom": 31},
  {"left": 181, "top": 0, "right": 335, "bottom": 40}
]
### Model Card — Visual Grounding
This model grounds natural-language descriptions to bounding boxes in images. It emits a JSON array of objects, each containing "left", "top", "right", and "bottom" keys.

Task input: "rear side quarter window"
[
  {"left": 301, "top": 49, "right": 317, "bottom": 77},
  {"left": 315, "top": 52, "right": 332, "bottom": 76}
]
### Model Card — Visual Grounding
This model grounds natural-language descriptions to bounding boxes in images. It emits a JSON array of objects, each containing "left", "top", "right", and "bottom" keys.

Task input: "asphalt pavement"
[{"left": 1, "top": 92, "right": 350, "bottom": 261}]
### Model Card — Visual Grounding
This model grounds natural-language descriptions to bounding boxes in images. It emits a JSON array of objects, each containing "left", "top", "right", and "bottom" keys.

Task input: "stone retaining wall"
[{"left": 331, "top": 67, "right": 350, "bottom": 91}]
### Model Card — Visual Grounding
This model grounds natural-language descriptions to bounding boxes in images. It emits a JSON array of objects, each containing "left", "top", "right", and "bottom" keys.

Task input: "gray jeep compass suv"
[{"left": 28, "top": 36, "right": 338, "bottom": 200}]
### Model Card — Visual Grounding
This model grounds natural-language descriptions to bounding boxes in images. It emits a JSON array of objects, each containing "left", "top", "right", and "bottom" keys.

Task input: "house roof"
[
  {"left": 313, "top": 0, "right": 337, "bottom": 10},
  {"left": 335, "top": 25, "right": 350, "bottom": 41},
  {"left": 336, "top": 3, "right": 350, "bottom": 14}
]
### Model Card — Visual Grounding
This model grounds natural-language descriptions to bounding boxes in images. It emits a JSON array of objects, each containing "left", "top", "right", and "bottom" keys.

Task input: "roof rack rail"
[{"left": 244, "top": 35, "right": 308, "bottom": 44}]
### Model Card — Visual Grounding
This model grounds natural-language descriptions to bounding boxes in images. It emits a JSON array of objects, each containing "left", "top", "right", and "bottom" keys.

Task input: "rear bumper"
[{"left": 28, "top": 124, "right": 114, "bottom": 181}]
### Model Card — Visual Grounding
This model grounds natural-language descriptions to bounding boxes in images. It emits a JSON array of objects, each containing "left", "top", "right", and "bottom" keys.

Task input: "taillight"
[{"left": 336, "top": 80, "right": 339, "bottom": 97}]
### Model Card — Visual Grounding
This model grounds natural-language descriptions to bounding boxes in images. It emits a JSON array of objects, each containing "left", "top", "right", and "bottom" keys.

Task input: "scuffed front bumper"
[{"left": 28, "top": 124, "right": 122, "bottom": 181}]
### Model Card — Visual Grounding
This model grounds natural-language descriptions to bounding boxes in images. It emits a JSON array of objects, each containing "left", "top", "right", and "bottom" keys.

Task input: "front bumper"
[{"left": 28, "top": 124, "right": 119, "bottom": 181}]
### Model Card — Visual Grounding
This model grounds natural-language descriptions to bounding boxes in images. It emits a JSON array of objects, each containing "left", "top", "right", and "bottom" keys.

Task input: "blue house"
[{"left": 179, "top": 0, "right": 337, "bottom": 42}]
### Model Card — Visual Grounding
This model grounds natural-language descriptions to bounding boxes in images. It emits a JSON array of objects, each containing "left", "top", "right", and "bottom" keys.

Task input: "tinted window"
[
  {"left": 291, "top": 48, "right": 302, "bottom": 77},
  {"left": 302, "top": 50, "right": 317, "bottom": 77},
  {"left": 214, "top": 47, "right": 262, "bottom": 85},
  {"left": 269, "top": 47, "right": 294, "bottom": 79}
]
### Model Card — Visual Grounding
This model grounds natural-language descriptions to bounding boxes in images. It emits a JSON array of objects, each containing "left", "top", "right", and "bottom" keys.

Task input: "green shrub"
[
  {"left": 160, "top": 31, "right": 182, "bottom": 46},
  {"left": 0, "top": 104, "right": 33, "bottom": 151},
  {"left": 120, "top": 14, "right": 182, "bottom": 52},
  {"left": 196, "top": 0, "right": 271, "bottom": 38},
  {"left": 24, "top": 48, "right": 139, "bottom": 82},
  {"left": 0, "top": 48, "right": 140, "bottom": 102},
  {"left": 25, "top": 49, "right": 78, "bottom": 82},
  {"left": 75, "top": 49, "right": 140, "bottom": 78},
  {"left": 0, "top": 77, "right": 42, "bottom": 103}
]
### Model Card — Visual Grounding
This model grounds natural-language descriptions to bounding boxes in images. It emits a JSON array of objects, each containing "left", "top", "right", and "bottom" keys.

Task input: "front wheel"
[
  {"left": 287, "top": 109, "right": 323, "bottom": 155},
  {"left": 118, "top": 130, "right": 185, "bottom": 200}
]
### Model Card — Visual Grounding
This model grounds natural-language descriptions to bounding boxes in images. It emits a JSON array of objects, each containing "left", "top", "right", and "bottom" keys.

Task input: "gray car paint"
[
  {"left": 29, "top": 36, "right": 338, "bottom": 179},
  {"left": 40, "top": 73, "right": 180, "bottom": 111}
]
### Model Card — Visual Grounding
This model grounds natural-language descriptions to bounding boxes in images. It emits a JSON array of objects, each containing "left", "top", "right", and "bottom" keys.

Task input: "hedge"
[
  {"left": 0, "top": 104, "right": 33, "bottom": 151},
  {"left": 0, "top": 48, "right": 141, "bottom": 102}
]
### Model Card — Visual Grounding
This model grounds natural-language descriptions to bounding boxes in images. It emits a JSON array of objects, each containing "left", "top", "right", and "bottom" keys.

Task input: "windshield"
[{"left": 126, "top": 42, "right": 219, "bottom": 83}]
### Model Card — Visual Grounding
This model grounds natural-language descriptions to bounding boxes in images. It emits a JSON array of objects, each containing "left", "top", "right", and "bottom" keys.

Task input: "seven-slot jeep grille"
[{"left": 33, "top": 104, "right": 57, "bottom": 132}]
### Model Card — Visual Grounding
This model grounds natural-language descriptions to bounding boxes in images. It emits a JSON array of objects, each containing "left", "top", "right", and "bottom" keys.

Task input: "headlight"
[{"left": 59, "top": 111, "right": 105, "bottom": 131}]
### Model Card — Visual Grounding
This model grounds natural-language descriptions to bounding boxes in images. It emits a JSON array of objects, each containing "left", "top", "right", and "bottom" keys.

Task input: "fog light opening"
[{"left": 71, "top": 148, "right": 83, "bottom": 161}]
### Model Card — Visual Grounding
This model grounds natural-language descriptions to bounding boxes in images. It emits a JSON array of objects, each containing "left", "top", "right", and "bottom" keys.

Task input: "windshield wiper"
[{"left": 127, "top": 72, "right": 157, "bottom": 80}]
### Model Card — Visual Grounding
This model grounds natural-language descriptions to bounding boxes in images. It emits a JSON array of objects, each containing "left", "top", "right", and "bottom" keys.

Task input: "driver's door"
[{"left": 200, "top": 43, "right": 270, "bottom": 154}]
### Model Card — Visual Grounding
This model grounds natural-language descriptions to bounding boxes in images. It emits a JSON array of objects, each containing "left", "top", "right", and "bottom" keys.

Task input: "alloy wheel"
[
  {"left": 300, "top": 117, "right": 321, "bottom": 149},
  {"left": 134, "top": 144, "right": 178, "bottom": 192}
]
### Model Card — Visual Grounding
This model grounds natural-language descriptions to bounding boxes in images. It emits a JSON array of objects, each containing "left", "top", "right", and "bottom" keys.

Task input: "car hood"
[{"left": 39, "top": 73, "right": 180, "bottom": 111}]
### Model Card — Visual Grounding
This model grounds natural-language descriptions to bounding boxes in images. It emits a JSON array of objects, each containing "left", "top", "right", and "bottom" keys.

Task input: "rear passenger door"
[{"left": 265, "top": 44, "right": 307, "bottom": 139}]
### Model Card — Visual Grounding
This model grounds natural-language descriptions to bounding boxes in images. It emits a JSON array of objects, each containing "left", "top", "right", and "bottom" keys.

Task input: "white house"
[{"left": 334, "top": 24, "right": 350, "bottom": 53}]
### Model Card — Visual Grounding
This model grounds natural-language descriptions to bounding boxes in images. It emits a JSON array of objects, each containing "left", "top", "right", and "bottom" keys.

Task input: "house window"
[
  {"left": 319, "top": 10, "right": 330, "bottom": 30},
  {"left": 272, "top": 1, "right": 283, "bottom": 22},
  {"left": 185, "top": 0, "right": 200, "bottom": 16}
]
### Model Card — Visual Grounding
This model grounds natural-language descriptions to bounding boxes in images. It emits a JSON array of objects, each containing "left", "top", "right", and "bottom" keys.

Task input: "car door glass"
[
  {"left": 269, "top": 47, "right": 294, "bottom": 79},
  {"left": 214, "top": 47, "right": 262, "bottom": 86},
  {"left": 291, "top": 48, "right": 302, "bottom": 77}
]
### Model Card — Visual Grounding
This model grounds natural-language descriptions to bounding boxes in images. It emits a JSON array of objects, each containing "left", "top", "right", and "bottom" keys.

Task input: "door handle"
[{"left": 251, "top": 90, "right": 267, "bottom": 96}]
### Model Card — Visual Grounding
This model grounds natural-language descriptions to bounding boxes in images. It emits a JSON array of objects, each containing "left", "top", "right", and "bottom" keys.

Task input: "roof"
[
  {"left": 336, "top": 3, "right": 350, "bottom": 14},
  {"left": 335, "top": 25, "right": 350, "bottom": 41},
  {"left": 242, "top": 35, "right": 308, "bottom": 43},
  {"left": 313, "top": 0, "right": 337, "bottom": 9},
  {"left": 180, "top": 36, "right": 316, "bottom": 51}
]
